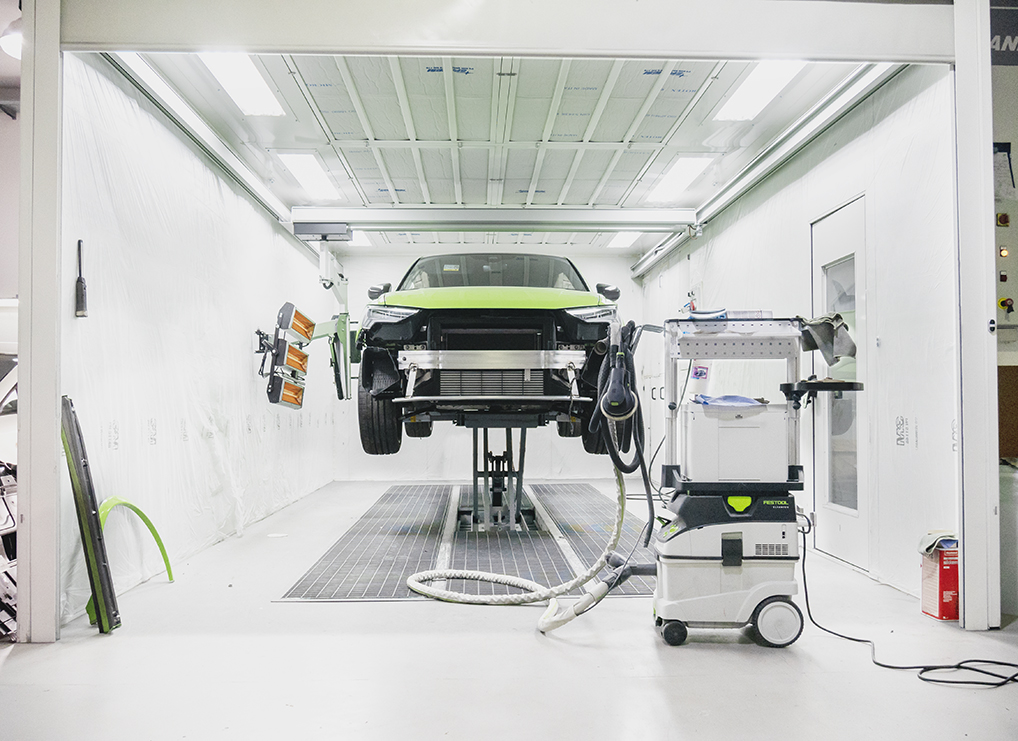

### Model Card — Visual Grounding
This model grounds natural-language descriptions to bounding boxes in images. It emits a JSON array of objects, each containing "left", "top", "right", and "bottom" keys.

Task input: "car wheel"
[
  {"left": 358, "top": 374, "right": 402, "bottom": 455},
  {"left": 557, "top": 419, "right": 582, "bottom": 438},
  {"left": 405, "top": 419, "right": 433, "bottom": 438}
]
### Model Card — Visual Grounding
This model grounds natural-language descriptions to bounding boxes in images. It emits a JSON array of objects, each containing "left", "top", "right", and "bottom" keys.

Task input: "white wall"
[
  {"left": 333, "top": 251, "right": 643, "bottom": 482},
  {"left": 641, "top": 65, "right": 961, "bottom": 596},
  {"left": 57, "top": 54, "right": 341, "bottom": 622},
  {"left": 0, "top": 112, "right": 17, "bottom": 299}
]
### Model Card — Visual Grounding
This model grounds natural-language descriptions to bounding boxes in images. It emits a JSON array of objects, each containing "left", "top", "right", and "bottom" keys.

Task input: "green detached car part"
[{"left": 356, "top": 253, "right": 620, "bottom": 455}]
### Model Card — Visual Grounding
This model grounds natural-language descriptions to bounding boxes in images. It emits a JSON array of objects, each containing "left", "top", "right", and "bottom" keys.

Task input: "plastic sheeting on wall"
[
  {"left": 58, "top": 54, "right": 341, "bottom": 623},
  {"left": 642, "top": 65, "right": 961, "bottom": 596}
]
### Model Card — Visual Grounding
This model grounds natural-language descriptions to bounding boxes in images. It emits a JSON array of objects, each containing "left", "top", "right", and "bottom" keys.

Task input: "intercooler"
[{"left": 439, "top": 369, "right": 545, "bottom": 397}]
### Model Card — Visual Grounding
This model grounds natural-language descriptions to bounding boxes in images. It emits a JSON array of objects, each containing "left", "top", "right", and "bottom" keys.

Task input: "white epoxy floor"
[{"left": 1, "top": 479, "right": 1016, "bottom": 740}]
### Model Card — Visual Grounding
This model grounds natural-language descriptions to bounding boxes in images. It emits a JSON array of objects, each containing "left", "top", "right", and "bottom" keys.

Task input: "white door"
[{"left": 811, "top": 197, "right": 869, "bottom": 570}]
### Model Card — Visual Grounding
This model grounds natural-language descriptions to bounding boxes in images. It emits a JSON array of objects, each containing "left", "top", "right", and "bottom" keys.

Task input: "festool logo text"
[{"left": 762, "top": 500, "right": 788, "bottom": 506}]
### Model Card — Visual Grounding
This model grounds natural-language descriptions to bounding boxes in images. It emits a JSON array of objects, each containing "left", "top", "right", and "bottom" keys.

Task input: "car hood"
[{"left": 377, "top": 286, "right": 607, "bottom": 311}]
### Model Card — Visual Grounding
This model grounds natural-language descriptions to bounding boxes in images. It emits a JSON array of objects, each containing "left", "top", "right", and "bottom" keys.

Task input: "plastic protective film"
[{"left": 58, "top": 54, "right": 341, "bottom": 623}]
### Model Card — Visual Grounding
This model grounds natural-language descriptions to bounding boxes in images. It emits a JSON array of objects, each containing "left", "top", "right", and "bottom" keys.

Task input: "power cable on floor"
[{"left": 798, "top": 515, "right": 1018, "bottom": 688}]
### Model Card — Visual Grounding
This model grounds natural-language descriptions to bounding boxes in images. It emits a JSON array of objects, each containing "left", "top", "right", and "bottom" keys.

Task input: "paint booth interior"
[{"left": 1, "top": 51, "right": 999, "bottom": 632}]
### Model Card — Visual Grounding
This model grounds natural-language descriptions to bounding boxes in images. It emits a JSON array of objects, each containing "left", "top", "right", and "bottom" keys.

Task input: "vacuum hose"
[
  {"left": 405, "top": 320, "right": 655, "bottom": 631},
  {"left": 589, "top": 321, "right": 657, "bottom": 546},
  {"left": 405, "top": 467, "right": 627, "bottom": 631}
]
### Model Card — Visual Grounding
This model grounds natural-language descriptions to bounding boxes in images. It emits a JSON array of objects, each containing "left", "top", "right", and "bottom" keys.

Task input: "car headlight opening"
[
  {"left": 361, "top": 305, "right": 421, "bottom": 331},
  {"left": 564, "top": 305, "right": 618, "bottom": 323}
]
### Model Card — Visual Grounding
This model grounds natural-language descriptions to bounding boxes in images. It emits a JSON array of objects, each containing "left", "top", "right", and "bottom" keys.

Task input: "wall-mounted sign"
[{"left": 993, "top": 2, "right": 1018, "bottom": 66}]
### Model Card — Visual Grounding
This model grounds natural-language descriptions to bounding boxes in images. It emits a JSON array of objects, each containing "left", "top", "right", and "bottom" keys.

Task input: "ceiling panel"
[
  {"left": 399, "top": 57, "right": 450, "bottom": 141},
  {"left": 131, "top": 51, "right": 880, "bottom": 255}
]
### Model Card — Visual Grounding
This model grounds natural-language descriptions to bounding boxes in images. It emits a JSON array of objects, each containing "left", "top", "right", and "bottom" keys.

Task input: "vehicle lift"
[
  {"left": 468, "top": 422, "right": 531, "bottom": 531},
  {"left": 647, "top": 316, "right": 861, "bottom": 647}
]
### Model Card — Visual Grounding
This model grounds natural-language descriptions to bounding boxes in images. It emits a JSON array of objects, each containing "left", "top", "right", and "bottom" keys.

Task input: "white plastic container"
[{"left": 681, "top": 403, "right": 789, "bottom": 482}]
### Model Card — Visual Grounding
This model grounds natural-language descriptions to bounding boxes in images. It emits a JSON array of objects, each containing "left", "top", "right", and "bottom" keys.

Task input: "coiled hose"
[{"left": 406, "top": 320, "right": 652, "bottom": 632}]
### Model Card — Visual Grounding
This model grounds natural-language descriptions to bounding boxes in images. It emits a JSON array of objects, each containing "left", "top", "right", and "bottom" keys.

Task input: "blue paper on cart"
[{"left": 692, "top": 394, "right": 765, "bottom": 406}]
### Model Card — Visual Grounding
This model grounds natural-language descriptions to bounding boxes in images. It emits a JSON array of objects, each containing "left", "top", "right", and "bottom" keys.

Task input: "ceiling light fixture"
[
  {"left": 0, "top": 17, "right": 22, "bottom": 61},
  {"left": 606, "top": 232, "right": 641, "bottom": 250},
  {"left": 646, "top": 158, "right": 714, "bottom": 203},
  {"left": 197, "top": 52, "right": 285, "bottom": 117},
  {"left": 278, "top": 153, "right": 340, "bottom": 201},
  {"left": 714, "top": 60, "right": 807, "bottom": 121}
]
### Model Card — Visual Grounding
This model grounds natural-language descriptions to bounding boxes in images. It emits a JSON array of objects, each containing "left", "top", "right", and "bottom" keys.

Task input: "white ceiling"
[{"left": 133, "top": 53, "right": 875, "bottom": 257}]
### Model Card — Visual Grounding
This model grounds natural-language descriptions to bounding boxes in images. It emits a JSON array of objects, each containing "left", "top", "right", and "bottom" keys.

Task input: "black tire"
[
  {"left": 405, "top": 419, "right": 433, "bottom": 438},
  {"left": 557, "top": 419, "right": 582, "bottom": 438},
  {"left": 750, "top": 597, "right": 803, "bottom": 648},
  {"left": 660, "top": 619, "right": 688, "bottom": 646},
  {"left": 358, "top": 374, "right": 402, "bottom": 455}
]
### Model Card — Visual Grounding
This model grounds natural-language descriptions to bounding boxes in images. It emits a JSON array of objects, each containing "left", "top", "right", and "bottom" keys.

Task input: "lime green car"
[{"left": 357, "top": 253, "right": 619, "bottom": 455}]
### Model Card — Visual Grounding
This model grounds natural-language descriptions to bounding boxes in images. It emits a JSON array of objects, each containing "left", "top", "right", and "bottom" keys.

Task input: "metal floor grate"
[
  {"left": 282, "top": 482, "right": 654, "bottom": 602},
  {"left": 530, "top": 482, "right": 655, "bottom": 595},
  {"left": 281, "top": 484, "right": 450, "bottom": 601},
  {"left": 447, "top": 529, "right": 575, "bottom": 596}
]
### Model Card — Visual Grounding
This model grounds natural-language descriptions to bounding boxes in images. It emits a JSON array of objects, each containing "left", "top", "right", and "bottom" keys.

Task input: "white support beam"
[
  {"left": 332, "top": 139, "right": 700, "bottom": 152},
  {"left": 18, "top": 0, "right": 62, "bottom": 643},
  {"left": 587, "top": 60, "right": 677, "bottom": 206},
  {"left": 954, "top": 0, "right": 1000, "bottom": 631},
  {"left": 61, "top": 1, "right": 954, "bottom": 62},
  {"left": 389, "top": 58, "right": 432, "bottom": 204},
  {"left": 442, "top": 58, "right": 463, "bottom": 205},
  {"left": 487, "top": 57, "right": 520, "bottom": 206},
  {"left": 334, "top": 57, "right": 401, "bottom": 205},
  {"left": 617, "top": 61, "right": 727, "bottom": 206},
  {"left": 291, "top": 207, "right": 696, "bottom": 233},
  {"left": 526, "top": 60, "right": 571, "bottom": 207},
  {"left": 558, "top": 60, "right": 624, "bottom": 205},
  {"left": 285, "top": 55, "right": 370, "bottom": 207}
]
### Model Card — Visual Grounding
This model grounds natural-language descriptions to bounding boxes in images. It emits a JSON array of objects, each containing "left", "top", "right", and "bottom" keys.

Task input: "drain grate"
[
  {"left": 282, "top": 482, "right": 653, "bottom": 602},
  {"left": 529, "top": 482, "right": 655, "bottom": 596},
  {"left": 281, "top": 484, "right": 450, "bottom": 601},
  {"left": 447, "top": 529, "right": 575, "bottom": 596}
]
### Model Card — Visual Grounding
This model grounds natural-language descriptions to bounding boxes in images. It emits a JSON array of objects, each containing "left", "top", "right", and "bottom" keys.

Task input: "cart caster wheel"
[
  {"left": 751, "top": 597, "right": 803, "bottom": 648},
  {"left": 659, "top": 620, "right": 688, "bottom": 646}
]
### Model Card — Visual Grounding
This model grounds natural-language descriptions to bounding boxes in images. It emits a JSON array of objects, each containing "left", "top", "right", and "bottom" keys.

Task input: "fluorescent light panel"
[
  {"left": 278, "top": 154, "right": 340, "bottom": 201},
  {"left": 112, "top": 53, "right": 290, "bottom": 220},
  {"left": 715, "top": 61, "right": 806, "bottom": 122},
  {"left": 0, "top": 18, "right": 21, "bottom": 60},
  {"left": 606, "top": 232, "right": 641, "bottom": 250},
  {"left": 646, "top": 158, "right": 714, "bottom": 203},
  {"left": 198, "top": 52, "right": 285, "bottom": 117}
]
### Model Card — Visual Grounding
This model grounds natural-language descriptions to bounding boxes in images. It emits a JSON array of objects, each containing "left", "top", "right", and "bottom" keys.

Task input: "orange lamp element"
[
  {"left": 1002, "top": 246, "right": 1010, "bottom": 258},
  {"left": 267, "top": 376, "right": 305, "bottom": 409},
  {"left": 274, "top": 338, "right": 309, "bottom": 377},
  {"left": 277, "top": 302, "right": 316, "bottom": 342}
]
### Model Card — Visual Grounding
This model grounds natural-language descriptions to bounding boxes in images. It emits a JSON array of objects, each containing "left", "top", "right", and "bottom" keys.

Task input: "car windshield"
[{"left": 398, "top": 254, "right": 587, "bottom": 291}]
